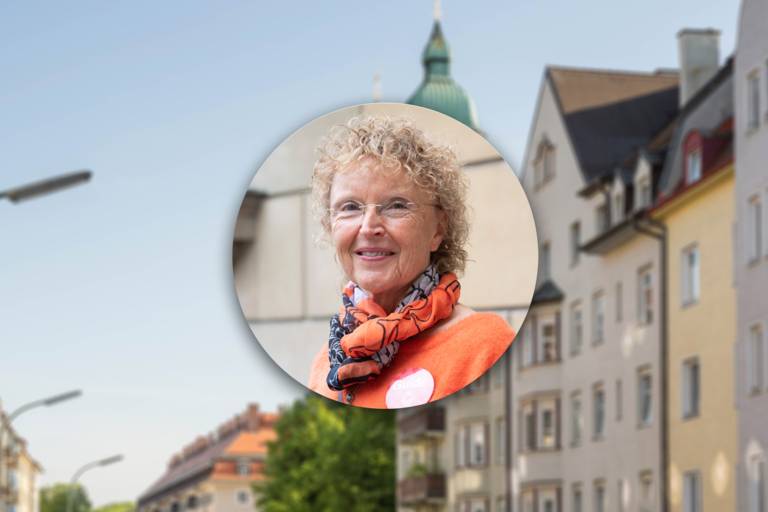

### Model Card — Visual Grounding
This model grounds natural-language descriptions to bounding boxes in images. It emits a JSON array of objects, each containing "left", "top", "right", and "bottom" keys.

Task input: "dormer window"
[
  {"left": 533, "top": 137, "right": 555, "bottom": 188},
  {"left": 613, "top": 191, "right": 625, "bottom": 223},
  {"left": 596, "top": 203, "right": 609, "bottom": 234},
  {"left": 684, "top": 131, "right": 703, "bottom": 185},
  {"left": 636, "top": 177, "right": 651, "bottom": 209}
]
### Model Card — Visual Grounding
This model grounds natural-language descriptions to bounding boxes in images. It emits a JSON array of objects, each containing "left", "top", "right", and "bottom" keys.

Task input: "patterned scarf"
[{"left": 326, "top": 265, "right": 461, "bottom": 391}]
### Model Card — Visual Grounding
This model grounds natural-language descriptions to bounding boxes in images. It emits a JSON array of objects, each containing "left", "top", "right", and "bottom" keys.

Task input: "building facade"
[
  {"left": 136, "top": 404, "right": 277, "bottom": 512},
  {"left": 734, "top": 0, "right": 768, "bottom": 510},
  {"left": 0, "top": 406, "right": 42, "bottom": 512},
  {"left": 653, "top": 56, "right": 738, "bottom": 512}
]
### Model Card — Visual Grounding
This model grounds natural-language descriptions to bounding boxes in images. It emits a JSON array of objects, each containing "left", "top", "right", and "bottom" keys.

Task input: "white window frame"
[
  {"left": 637, "top": 266, "right": 654, "bottom": 325},
  {"left": 571, "top": 391, "right": 583, "bottom": 447},
  {"left": 683, "top": 471, "right": 701, "bottom": 512},
  {"left": 748, "top": 194, "right": 762, "bottom": 264},
  {"left": 469, "top": 422, "right": 487, "bottom": 466},
  {"left": 541, "top": 322, "right": 557, "bottom": 362},
  {"left": 571, "top": 301, "right": 583, "bottom": 355},
  {"left": 614, "top": 191, "right": 625, "bottom": 224},
  {"left": 571, "top": 222, "right": 581, "bottom": 266},
  {"left": 636, "top": 177, "right": 651, "bottom": 209},
  {"left": 596, "top": 203, "right": 609, "bottom": 234},
  {"left": 750, "top": 455, "right": 766, "bottom": 512},
  {"left": 592, "top": 291, "right": 605, "bottom": 344},
  {"left": 592, "top": 384, "right": 605, "bottom": 440},
  {"left": 686, "top": 148, "right": 702, "bottom": 184},
  {"left": 682, "top": 357, "right": 700, "bottom": 419},
  {"left": 749, "top": 323, "right": 765, "bottom": 395},
  {"left": 637, "top": 367, "right": 653, "bottom": 427},
  {"left": 539, "top": 404, "right": 556, "bottom": 449},
  {"left": 681, "top": 244, "right": 700, "bottom": 306},
  {"left": 748, "top": 70, "right": 761, "bottom": 131}
]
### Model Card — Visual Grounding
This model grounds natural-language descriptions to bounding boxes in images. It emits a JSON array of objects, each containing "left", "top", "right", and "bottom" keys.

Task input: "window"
[
  {"left": 638, "top": 367, "right": 653, "bottom": 426},
  {"left": 540, "top": 241, "right": 551, "bottom": 281},
  {"left": 593, "top": 384, "right": 605, "bottom": 439},
  {"left": 571, "top": 302, "right": 583, "bottom": 355},
  {"left": 522, "top": 492, "right": 535, "bottom": 512},
  {"left": 681, "top": 245, "right": 700, "bottom": 306},
  {"left": 596, "top": 203, "right": 609, "bottom": 233},
  {"left": 571, "top": 392, "right": 583, "bottom": 446},
  {"left": 683, "top": 471, "right": 701, "bottom": 512},
  {"left": 522, "top": 321, "right": 535, "bottom": 367},
  {"left": 534, "top": 139, "right": 556, "bottom": 188},
  {"left": 686, "top": 149, "right": 702, "bottom": 184},
  {"left": 639, "top": 471, "right": 654, "bottom": 509},
  {"left": 456, "top": 426, "right": 467, "bottom": 467},
  {"left": 616, "top": 380, "right": 623, "bottom": 421},
  {"left": 570, "top": 222, "right": 581, "bottom": 266},
  {"left": 236, "top": 458, "right": 250, "bottom": 475},
  {"left": 495, "top": 417, "right": 506, "bottom": 465},
  {"left": 524, "top": 406, "right": 536, "bottom": 451},
  {"left": 541, "top": 323, "right": 557, "bottom": 362},
  {"left": 750, "top": 455, "right": 766, "bottom": 512},
  {"left": 457, "top": 422, "right": 488, "bottom": 467},
  {"left": 749, "top": 324, "right": 765, "bottom": 394},
  {"left": 572, "top": 485, "right": 583, "bottom": 512},
  {"left": 466, "top": 374, "right": 489, "bottom": 394},
  {"left": 748, "top": 195, "right": 762, "bottom": 263},
  {"left": 592, "top": 291, "right": 605, "bottom": 344},
  {"left": 460, "top": 498, "right": 489, "bottom": 512},
  {"left": 594, "top": 481, "right": 606, "bottom": 512},
  {"left": 616, "top": 281, "right": 623, "bottom": 322},
  {"left": 540, "top": 406, "right": 555, "bottom": 448},
  {"left": 614, "top": 192, "right": 625, "bottom": 223},
  {"left": 682, "top": 358, "right": 700, "bottom": 419},
  {"left": 617, "top": 479, "right": 627, "bottom": 512},
  {"left": 470, "top": 423, "right": 487, "bottom": 466},
  {"left": 637, "top": 177, "right": 652, "bottom": 209},
  {"left": 748, "top": 71, "right": 761, "bottom": 131},
  {"left": 496, "top": 496, "right": 507, "bottom": 512},
  {"left": 542, "top": 497, "right": 555, "bottom": 512},
  {"left": 637, "top": 266, "right": 654, "bottom": 325},
  {"left": 186, "top": 496, "right": 199, "bottom": 510}
]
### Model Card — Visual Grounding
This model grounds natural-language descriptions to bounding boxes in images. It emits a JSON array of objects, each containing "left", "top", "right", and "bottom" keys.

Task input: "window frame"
[
  {"left": 681, "top": 357, "right": 700, "bottom": 419},
  {"left": 748, "top": 70, "right": 761, "bottom": 131},
  {"left": 637, "top": 266, "right": 654, "bottom": 326},
  {"left": 681, "top": 244, "right": 701, "bottom": 306},
  {"left": 570, "top": 222, "right": 581, "bottom": 267},
  {"left": 592, "top": 290, "right": 605, "bottom": 345},
  {"left": 682, "top": 470, "right": 701, "bottom": 512},
  {"left": 592, "top": 383, "right": 605, "bottom": 440},
  {"left": 571, "top": 301, "right": 583, "bottom": 356},
  {"left": 637, "top": 366, "right": 653, "bottom": 427}
]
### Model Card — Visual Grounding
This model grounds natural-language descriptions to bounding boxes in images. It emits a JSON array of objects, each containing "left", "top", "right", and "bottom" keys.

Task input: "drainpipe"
[
  {"left": 632, "top": 214, "right": 668, "bottom": 512},
  {"left": 504, "top": 348, "right": 512, "bottom": 512}
]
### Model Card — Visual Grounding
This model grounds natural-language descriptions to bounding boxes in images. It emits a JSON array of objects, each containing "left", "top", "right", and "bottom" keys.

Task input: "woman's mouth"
[{"left": 355, "top": 248, "right": 395, "bottom": 260}]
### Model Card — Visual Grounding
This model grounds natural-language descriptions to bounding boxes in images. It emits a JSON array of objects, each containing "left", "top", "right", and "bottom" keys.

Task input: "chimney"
[{"left": 677, "top": 28, "right": 720, "bottom": 107}]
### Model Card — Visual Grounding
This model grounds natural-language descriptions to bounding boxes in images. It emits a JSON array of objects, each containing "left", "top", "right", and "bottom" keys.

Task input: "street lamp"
[
  {"left": 0, "top": 390, "right": 83, "bottom": 512},
  {"left": 66, "top": 455, "right": 124, "bottom": 512},
  {"left": 0, "top": 170, "right": 92, "bottom": 203}
]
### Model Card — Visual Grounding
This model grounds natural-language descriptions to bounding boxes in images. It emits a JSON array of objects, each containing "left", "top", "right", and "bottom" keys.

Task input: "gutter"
[{"left": 632, "top": 216, "right": 668, "bottom": 512}]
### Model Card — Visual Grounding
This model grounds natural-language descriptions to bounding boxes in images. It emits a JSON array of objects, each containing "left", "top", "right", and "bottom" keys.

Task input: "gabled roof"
[
  {"left": 547, "top": 67, "right": 679, "bottom": 184},
  {"left": 531, "top": 279, "right": 564, "bottom": 305}
]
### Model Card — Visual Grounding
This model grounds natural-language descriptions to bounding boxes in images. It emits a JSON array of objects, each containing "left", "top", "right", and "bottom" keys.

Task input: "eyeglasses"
[{"left": 329, "top": 198, "right": 438, "bottom": 223}]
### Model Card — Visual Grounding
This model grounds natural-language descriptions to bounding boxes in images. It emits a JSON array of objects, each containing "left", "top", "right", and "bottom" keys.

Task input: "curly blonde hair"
[{"left": 312, "top": 116, "right": 469, "bottom": 275}]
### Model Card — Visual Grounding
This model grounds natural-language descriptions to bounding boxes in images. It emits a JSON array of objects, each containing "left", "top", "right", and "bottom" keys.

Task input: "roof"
[
  {"left": 547, "top": 67, "right": 679, "bottom": 184},
  {"left": 531, "top": 279, "right": 564, "bottom": 305},
  {"left": 137, "top": 405, "right": 278, "bottom": 507},
  {"left": 407, "top": 21, "right": 479, "bottom": 130}
]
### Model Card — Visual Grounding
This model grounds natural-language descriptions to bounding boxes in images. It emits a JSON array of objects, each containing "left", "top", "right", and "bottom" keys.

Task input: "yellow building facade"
[{"left": 654, "top": 162, "right": 737, "bottom": 512}]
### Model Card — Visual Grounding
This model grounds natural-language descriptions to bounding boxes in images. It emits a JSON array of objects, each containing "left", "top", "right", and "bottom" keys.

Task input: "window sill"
[
  {"left": 681, "top": 298, "right": 699, "bottom": 309},
  {"left": 681, "top": 412, "right": 699, "bottom": 421},
  {"left": 636, "top": 421, "right": 653, "bottom": 430},
  {"left": 520, "top": 360, "right": 562, "bottom": 371}
]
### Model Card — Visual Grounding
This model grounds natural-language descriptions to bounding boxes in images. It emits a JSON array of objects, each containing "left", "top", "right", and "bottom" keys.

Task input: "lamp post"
[
  {"left": 0, "top": 170, "right": 91, "bottom": 203},
  {"left": 66, "top": 455, "right": 124, "bottom": 512},
  {"left": 0, "top": 391, "right": 83, "bottom": 512}
]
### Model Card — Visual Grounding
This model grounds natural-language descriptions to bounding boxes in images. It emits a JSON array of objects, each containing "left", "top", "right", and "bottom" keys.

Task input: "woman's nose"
[{"left": 359, "top": 205, "right": 385, "bottom": 235}]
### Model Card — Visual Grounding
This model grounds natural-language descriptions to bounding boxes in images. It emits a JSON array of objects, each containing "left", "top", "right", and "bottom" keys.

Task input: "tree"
[
  {"left": 256, "top": 394, "right": 396, "bottom": 512},
  {"left": 40, "top": 483, "right": 91, "bottom": 512},
  {"left": 92, "top": 502, "right": 134, "bottom": 512}
]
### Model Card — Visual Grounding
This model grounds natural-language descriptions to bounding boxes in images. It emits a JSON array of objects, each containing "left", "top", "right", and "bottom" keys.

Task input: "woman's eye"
[
  {"left": 386, "top": 200, "right": 410, "bottom": 210},
  {"left": 339, "top": 202, "right": 363, "bottom": 212}
]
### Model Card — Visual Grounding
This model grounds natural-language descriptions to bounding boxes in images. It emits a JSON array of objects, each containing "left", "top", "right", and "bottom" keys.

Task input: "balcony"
[
  {"left": 398, "top": 473, "right": 446, "bottom": 505},
  {"left": 398, "top": 406, "right": 445, "bottom": 443}
]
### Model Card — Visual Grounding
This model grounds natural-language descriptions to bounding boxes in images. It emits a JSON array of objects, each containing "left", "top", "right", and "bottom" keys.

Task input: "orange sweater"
[{"left": 308, "top": 313, "right": 515, "bottom": 408}]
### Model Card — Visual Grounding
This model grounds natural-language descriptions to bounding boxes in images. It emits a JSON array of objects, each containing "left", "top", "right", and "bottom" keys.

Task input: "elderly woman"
[{"left": 308, "top": 116, "right": 515, "bottom": 408}]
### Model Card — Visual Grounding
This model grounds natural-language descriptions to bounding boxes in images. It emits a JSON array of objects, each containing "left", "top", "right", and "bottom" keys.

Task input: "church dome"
[{"left": 407, "top": 21, "right": 479, "bottom": 130}]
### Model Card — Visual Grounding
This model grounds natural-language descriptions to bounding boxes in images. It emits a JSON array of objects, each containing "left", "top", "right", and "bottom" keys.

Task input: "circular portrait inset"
[{"left": 233, "top": 103, "right": 537, "bottom": 408}]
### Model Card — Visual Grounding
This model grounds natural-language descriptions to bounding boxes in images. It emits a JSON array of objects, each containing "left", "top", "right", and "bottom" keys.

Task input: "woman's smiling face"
[{"left": 329, "top": 158, "right": 444, "bottom": 312}]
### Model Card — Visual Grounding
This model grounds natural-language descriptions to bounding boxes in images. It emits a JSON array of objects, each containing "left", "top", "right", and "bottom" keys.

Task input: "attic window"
[
  {"left": 637, "top": 177, "right": 651, "bottom": 209},
  {"left": 614, "top": 191, "right": 625, "bottom": 223},
  {"left": 684, "top": 131, "right": 703, "bottom": 185},
  {"left": 534, "top": 138, "right": 555, "bottom": 188}
]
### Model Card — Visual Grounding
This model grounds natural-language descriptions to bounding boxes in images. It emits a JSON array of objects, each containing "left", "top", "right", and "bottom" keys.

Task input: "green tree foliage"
[
  {"left": 256, "top": 394, "right": 395, "bottom": 512},
  {"left": 92, "top": 502, "right": 134, "bottom": 512},
  {"left": 40, "top": 483, "right": 91, "bottom": 512}
]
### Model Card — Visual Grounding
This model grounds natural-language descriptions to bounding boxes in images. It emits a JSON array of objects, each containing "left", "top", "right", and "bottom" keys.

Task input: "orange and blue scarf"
[{"left": 327, "top": 265, "right": 461, "bottom": 391}]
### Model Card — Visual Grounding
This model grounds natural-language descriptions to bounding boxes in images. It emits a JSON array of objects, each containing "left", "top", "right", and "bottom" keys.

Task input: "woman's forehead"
[{"left": 331, "top": 161, "right": 429, "bottom": 198}]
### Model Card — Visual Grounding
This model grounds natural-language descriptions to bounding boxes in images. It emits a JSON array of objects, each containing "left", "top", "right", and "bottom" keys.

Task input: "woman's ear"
[{"left": 430, "top": 209, "right": 446, "bottom": 252}]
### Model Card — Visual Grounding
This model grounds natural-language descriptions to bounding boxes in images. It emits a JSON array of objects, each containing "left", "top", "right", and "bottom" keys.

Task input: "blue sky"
[{"left": 0, "top": 0, "right": 738, "bottom": 505}]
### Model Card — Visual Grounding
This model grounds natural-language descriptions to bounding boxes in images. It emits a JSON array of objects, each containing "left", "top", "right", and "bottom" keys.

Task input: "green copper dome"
[{"left": 407, "top": 21, "right": 479, "bottom": 130}]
